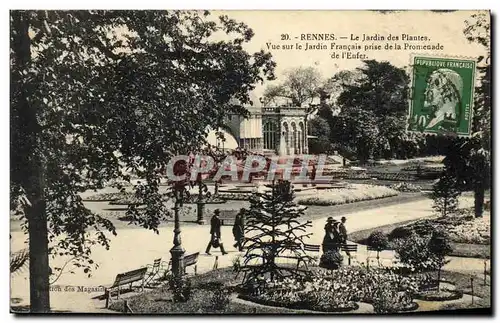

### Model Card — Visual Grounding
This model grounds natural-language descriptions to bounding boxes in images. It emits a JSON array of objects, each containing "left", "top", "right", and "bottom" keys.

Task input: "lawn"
[
  {"left": 348, "top": 209, "right": 491, "bottom": 259},
  {"left": 107, "top": 268, "right": 293, "bottom": 314}
]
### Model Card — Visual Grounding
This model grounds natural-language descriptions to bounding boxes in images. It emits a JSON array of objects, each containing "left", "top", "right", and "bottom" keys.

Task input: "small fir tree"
[
  {"left": 240, "top": 180, "right": 313, "bottom": 287},
  {"left": 432, "top": 172, "right": 460, "bottom": 218}
]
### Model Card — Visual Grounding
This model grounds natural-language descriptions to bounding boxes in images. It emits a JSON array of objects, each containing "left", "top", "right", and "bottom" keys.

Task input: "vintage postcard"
[{"left": 10, "top": 10, "right": 491, "bottom": 314}]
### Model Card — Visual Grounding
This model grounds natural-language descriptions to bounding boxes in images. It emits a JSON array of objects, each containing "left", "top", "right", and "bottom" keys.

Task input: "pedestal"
[
  {"left": 196, "top": 202, "right": 206, "bottom": 224},
  {"left": 170, "top": 245, "right": 185, "bottom": 277}
]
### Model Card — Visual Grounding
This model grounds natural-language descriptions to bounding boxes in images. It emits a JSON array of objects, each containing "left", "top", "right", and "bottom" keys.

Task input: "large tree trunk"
[
  {"left": 27, "top": 199, "right": 51, "bottom": 313},
  {"left": 11, "top": 11, "right": 51, "bottom": 312},
  {"left": 474, "top": 185, "right": 485, "bottom": 218}
]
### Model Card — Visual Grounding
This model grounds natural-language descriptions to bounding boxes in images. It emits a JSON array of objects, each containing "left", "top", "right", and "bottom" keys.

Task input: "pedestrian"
[
  {"left": 232, "top": 208, "right": 246, "bottom": 251},
  {"left": 339, "top": 216, "right": 348, "bottom": 243},
  {"left": 339, "top": 216, "right": 350, "bottom": 256},
  {"left": 205, "top": 209, "right": 228, "bottom": 255},
  {"left": 322, "top": 217, "right": 339, "bottom": 253}
]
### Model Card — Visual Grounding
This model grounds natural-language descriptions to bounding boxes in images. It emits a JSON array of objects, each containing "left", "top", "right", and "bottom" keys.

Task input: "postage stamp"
[{"left": 407, "top": 55, "right": 476, "bottom": 136}]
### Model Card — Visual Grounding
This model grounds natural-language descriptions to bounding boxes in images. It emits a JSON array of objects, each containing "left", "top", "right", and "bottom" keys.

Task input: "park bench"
[
  {"left": 103, "top": 267, "right": 148, "bottom": 306},
  {"left": 340, "top": 244, "right": 358, "bottom": 265},
  {"left": 184, "top": 252, "right": 200, "bottom": 275},
  {"left": 296, "top": 243, "right": 321, "bottom": 269},
  {"left": 420, "top": 280, "right": 439, "bottom": 292}
]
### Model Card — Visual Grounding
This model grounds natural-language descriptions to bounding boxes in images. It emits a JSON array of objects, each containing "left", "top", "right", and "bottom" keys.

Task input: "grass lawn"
[
  {"left": 439, "top": 270, "right": 491, "bottom": 310},
  {"left": 107, "top": 268, "right": 294, "bottom": 314},
  {"left": 348, "top": 214, "right": 491, "bottom": 259}
]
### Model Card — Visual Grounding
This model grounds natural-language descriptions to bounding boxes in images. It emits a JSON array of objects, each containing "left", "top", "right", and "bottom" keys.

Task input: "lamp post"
[{"left": 170, "top": 187, "right": 185, "bottom": 277}]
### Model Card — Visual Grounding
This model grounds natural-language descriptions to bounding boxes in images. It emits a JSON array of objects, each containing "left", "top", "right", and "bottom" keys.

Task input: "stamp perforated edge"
[{"left": 405, "top": 53, "right": 477, "bottom": 138}]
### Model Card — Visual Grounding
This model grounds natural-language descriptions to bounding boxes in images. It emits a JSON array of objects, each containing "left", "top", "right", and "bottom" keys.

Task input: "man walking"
[
  {"left": 339, "top": 216, "right": 350, "bottom": 256},
  {"left": 232, "top": 208, "right": 245, "bottom": 251},
  {"left": 206, "top": 209, "right": 228, "bottom": 255}
]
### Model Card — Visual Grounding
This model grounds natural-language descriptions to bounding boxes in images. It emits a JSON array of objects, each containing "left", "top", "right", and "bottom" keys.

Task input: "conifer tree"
[
  {"left": 240, "top": 180, "right": 313, "bottom": 285},
  {"left": 432, "top": 172, "right": 460, "bottom": 217}
]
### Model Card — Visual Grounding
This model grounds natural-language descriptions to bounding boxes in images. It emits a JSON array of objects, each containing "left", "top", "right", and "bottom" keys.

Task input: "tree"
[
  {"left": 10, "top": 10, "right": 275, "bottom": 312},
  {"left": 427, "top": 231, "right": 453, "bottom": 291},
  {"left": 263, "top": 66, "right": 322, "bottom": 107},
  {"left": 443, "top": 138, "right": 490, "bottom": 217},
  {"left": 307, "top": 116, "right": 331, "bottom": 154},
  {"left": 240, "top": 180, "right": 313, "bottom": 286},
  {"left": 439, "top": 12, "right": 493, "bottom": 218},
  {"left": 335, "top": 60, "right": 410, "bottom": 160},
  {"left": 432, "top": 172, "right": 460, "bottom": 218},
  {"left": 335, "top": 108, "right": 380, "bottom": 164}
]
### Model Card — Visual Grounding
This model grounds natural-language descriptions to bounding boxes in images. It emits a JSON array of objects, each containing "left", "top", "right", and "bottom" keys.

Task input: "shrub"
[
  {"left": 367, "top": 231, "right": 389, "bottom": 250},
  {"left": 319, "top": 249, "right": 343, "bottom": 270},
  {"left": 168, "top": 275, "right": 192, "bottom": 303},
  {"left": 207, "top": 283, "right": 230, "bottom": 312},
  {"left": 388, "top": 226, "right": 414, "bottom": 241},
  {"left": 393, "top": 233, "right": 440, "bottom": 272}
]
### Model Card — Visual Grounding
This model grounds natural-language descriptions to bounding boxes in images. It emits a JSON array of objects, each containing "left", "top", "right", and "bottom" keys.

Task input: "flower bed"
[
  {"left": 240, "top": 267, "right": 421, "bottom": 313},
  {"left": 296, "top": 184, "right": 399, "bottom": 206},
  {"left": 392, "top": 212, "right": 490, "bottom": 245},
  {"left": 218, "top": 192, "right": 252, "bottom": 201},
  {"left": 415, "top": 289, "right": 463, "bottom": 301},
  {"left": 447, "top": 214, "right": 490, "bottom": 245},
  {"left": 390, "top": 182, "right": 422, "bottom": 192},
  {"left": 84, "top": 192, "right": 128, "bottom": 201}
]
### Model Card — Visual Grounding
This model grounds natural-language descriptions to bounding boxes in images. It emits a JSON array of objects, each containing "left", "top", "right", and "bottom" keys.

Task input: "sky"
[{"left": 210, "top": 10, "right": 489, "bottom": 101}]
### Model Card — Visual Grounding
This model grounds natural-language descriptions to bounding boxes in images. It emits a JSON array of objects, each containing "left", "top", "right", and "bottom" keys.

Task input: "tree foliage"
[
  {"left": 240, "top": 180, "right": 313, "bottom": 285},
  {"left": 432, "top": 172, "right": 460, "bottom": 218},
  {"left": 307, "top": 116, "right": 331, "bottom": 154},
  {"left": 263, "top": 66, "right": 322, "bottom": 107},
  {"left": 10, "top": 10, "right": 275, "bottom": 312},
  {"left": 333, "top": 60, "right": 411, "bottom": 162}
]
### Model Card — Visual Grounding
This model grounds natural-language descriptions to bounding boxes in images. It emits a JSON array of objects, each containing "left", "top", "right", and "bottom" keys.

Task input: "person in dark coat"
[
  {"left": 206, "top": 209, "right": 227, "bottom": 255},
  {"left": 232, "top": 208, "right": 245, "bottom": 251},
  {"left": 322, "top": 218, "right": 340, "bottom": 253},
  {"left": 339, "top": 216, "right": 350, "bottom": 256},
  {"left": 339, "top": 216, "right": 348, "bottom": 243}
]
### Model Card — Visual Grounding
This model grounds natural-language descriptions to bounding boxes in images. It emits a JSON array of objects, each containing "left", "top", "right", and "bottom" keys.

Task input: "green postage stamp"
[{"left": 407, "top": 55, "right": 476, "bottom": 136}]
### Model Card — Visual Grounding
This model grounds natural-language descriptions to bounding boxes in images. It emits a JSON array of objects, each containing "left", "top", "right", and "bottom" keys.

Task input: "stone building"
[{"left": 224, "top": 101, "right": 309, "bottom": 156}]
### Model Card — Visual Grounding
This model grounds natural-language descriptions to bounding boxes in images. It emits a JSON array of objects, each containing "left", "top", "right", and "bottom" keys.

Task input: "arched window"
[
  {"left": 291, "top": 122, "right": 297, "bottom": 155},
  {"left": 263, "top": 121, "right": 277, "bottom": 150},
  {"left": 282, "top": 122, "right": 289, "bottom": 155},
  {"left": 298, "top": 122, "right": 304, "bottom": 155}
]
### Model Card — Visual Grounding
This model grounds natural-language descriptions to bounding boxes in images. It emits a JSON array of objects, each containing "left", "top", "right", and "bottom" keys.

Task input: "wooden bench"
[
  {"left": 303, "top": 243, "right": 321, "bottom": 253},
  {"left": 340, "top": 244, "right": 358, "bottom": 265},
  {"left": 296, "top": 243, "right": 321, "bottom": 269},
  {"left": 103, "top": 267, "right": 148, "bottom": 306},
  {"left": 420, "top": 280, "right": 439, "bottom": 291},
  {"left": 184, "top": 252, "right": 200, "bottom": 275}
]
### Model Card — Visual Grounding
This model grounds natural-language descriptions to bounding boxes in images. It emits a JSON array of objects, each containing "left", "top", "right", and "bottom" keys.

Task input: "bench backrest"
[
  {"left": 421, "top": 281, "right": 439, "bottom": 291},
  {"left": 303, "top": 243, "right": 320, "bottom": 252},
  {"left": 341, "top": 244, "right": 358, "bottom": 252},
  {"left": 367, "top": 246, "right": 384, "bottom": 252},
  {"left": 112, "top": 267, "right": 148, "bottom": 287},
  {"left": 184, "top": 252, "right": 200, "bottom": 267}
]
